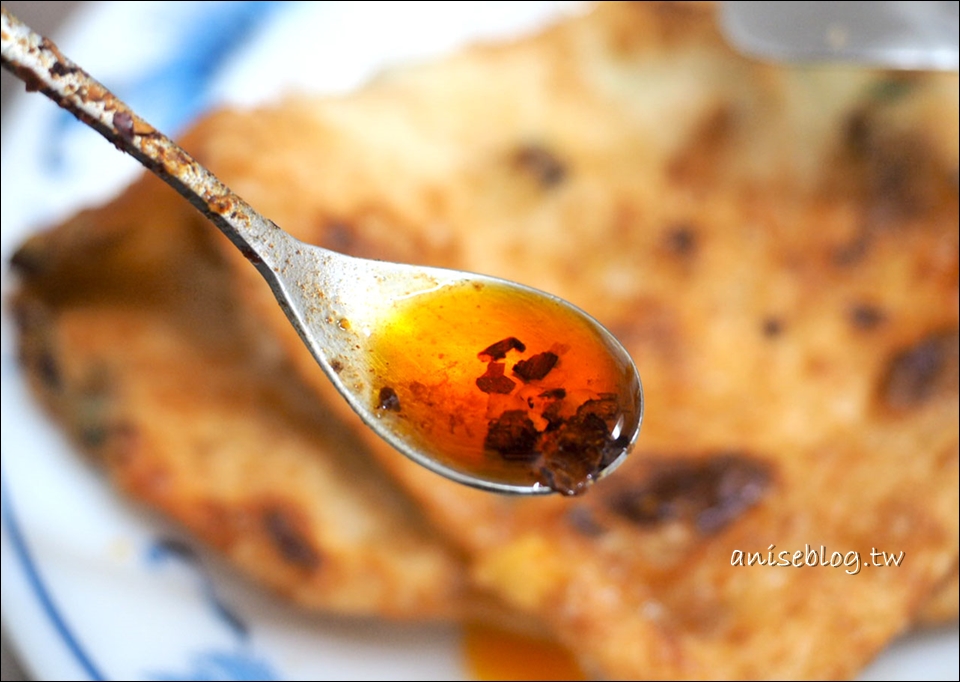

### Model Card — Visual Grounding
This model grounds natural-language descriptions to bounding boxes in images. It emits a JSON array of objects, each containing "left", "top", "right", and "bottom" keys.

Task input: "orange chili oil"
[
  {"left": 367, "top": 280, "right": 641, "bottom": 495},
  {"left": 462, "top": 622, "right": 586, "bottom": 681}
]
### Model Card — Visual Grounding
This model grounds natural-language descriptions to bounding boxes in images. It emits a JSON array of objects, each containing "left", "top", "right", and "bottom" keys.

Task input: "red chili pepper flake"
[
  {"left": 478, "top": 337, "right": 526, "bottom": 361},
  {"left": 476, "top": 362, "right": 517, "bottom": 395},
  {"left": 377, "top": 386, "right": 401, "bottom": 411},
  {"left": 484, "top": 410, "right": 540, "bottom": 460},
  {"left": 541, "top": 400, "right": 566, "bottom": 430},
  {"left": 512, "top": 351, "right": 559, "bottom": 382},
  {"left": 537, "top": 412, "right": 610, "bottom": 495},
  {"left": 576, "top": 393, "right": 621, "bottom": 421}
]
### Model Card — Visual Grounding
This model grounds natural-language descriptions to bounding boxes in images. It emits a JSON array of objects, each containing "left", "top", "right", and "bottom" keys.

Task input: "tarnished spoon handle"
[{"left": 0, "top": 7, "right": 286, "bottom": 270}]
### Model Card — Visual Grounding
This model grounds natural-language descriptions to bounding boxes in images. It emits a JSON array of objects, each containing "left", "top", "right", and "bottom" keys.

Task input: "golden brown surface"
[{"left": 11, "top": 1, "right": 959, "bottom": 679}]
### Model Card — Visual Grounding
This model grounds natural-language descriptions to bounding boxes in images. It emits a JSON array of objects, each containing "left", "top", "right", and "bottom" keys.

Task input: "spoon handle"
[{"left": 0, "top": 7, "right": 289, "bottom": 273}]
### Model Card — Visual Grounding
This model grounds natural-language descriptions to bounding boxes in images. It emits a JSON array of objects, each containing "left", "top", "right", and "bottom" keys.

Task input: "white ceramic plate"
[{"left": 2, "top": 2, "right": 957, "bottom": 680}]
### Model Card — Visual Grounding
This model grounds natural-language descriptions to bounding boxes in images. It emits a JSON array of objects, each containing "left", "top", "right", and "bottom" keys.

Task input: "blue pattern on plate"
[
  {"left": 46, "top": 1, "right": 288, "bottom": 173},
  {"left": 145, "top": 538, "right": 250, "bottom": 640},
  {"left": 147, "top": 649, "right": 279, "bottom": 681},
  {"left": 0, "top": 472, "right": 106, "bottom": 681},
  {"left": 143, "top": 537, "right": 281, "bottom": 680}
]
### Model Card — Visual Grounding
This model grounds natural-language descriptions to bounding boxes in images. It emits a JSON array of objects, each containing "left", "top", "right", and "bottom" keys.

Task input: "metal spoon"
[
  {"left": 1, "top": 8, "right": 643, "bottom": 496},
  {"left": 719, "top": 1, "right": 959, "bottom": 71}
]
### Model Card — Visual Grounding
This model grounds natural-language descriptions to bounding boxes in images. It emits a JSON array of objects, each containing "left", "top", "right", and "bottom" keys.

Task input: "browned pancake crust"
[{"left": 180, "top": 2, "right": 957, "bottom": 678}]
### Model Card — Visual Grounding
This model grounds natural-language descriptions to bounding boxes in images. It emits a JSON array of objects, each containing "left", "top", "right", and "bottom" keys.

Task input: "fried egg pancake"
[{"left": 12, "top": 1, "right": 957, "bottom": 678}]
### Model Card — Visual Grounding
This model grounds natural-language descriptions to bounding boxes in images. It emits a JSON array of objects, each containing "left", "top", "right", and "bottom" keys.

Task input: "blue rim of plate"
[{"left": 2, "top": 473, "right": 105, "bottom": 680}]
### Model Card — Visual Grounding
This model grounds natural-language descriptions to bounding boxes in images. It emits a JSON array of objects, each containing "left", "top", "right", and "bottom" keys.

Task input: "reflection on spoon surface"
[{"left": 0, "top": 7, "right": 643, "bottom": 495}]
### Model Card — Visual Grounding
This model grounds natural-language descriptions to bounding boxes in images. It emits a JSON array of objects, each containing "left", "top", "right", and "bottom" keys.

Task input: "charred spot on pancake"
[
  {"left": 865, "top": 76, "right": 916, "bottom": 104},
  {"left": 849, "top": 303, "right": 885, "bottom": 331},
  {"left": 868, "top": 154, "right": 922, "bottom": 223},
  {"left": 377, "top": 386, "right": 401, "bottom": 411},
  {"left": 70, "top": 366, "right": 119, "bottom": 448},
  {"left": 484, "top": 410, "right": 539, "bottom": 460},
  {"left": 606, "top": 454, "right": 772, "bottom": 534},
  {"left": 843, "top": 103, "right": 943, "bottom": 226},
  {"left": 668, "top": 105, "right": 734, "bottom": 186},
  {"left": 476, "top": 362, "right": 517, "bottom": 394},
  {"left": 262, "top": 505, "right": 321, "bottom": 570},
  {"left": 36, "top": 348, "right": 63, "bottom": 390},
  {"left": 322, "top": 219, "right": 358, "bottom": 253},
  {"left": 79, "top": 425, "right": 109, "bottom": 448},
  {"left": 16, "top": 301, "right": 63, "bottom": 395},
  {"left": 9, "top": 236, "right": 50, "bottom": 278},
  {"left": 663, "top": 224, "right": 698, "bottom": 257},
  {"left": 844, "top": 76, "right": 922, "bottom": 153},
  {"left": 880, "top": 330, "right": 959, "bottom": 411},
  {"left": 479, "top": 337, "right": 526, "bottom": 361},
  {"left": 512, "top": 351, "right": 559, "bottom": 382},
  {"left": 565, "top": 505, "right": 607, "bottom": 537},
  {"left": 762, "top": 317, "right": 783, "bottom": 338},
  {"left": 832, "top": 233, "right": 871, "bottom": 266},
  {"left": 330, "top": 359, "right": 344, "bottom": 374},
  {"left": 844, "top": 110, "right": 873, "bottom": 158},
  {"left": 513, "top": 143, "right": 567, "bottom": 188}
]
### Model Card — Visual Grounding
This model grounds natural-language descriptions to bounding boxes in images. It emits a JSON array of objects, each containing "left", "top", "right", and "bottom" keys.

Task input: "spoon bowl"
[{"left": 1, "top": 8, "right": 643, "bottom": 495}]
